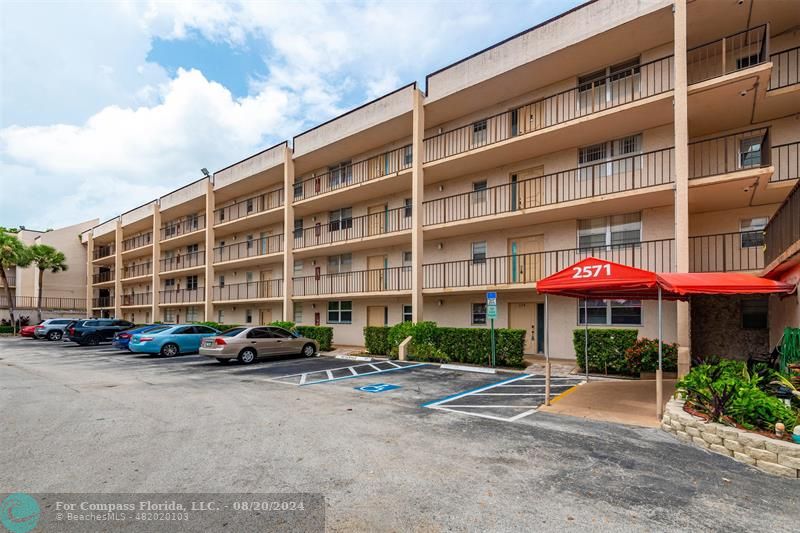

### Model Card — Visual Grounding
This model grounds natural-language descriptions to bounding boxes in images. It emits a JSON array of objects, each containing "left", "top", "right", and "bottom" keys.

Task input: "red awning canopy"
[{"left": 537, "top": 257, "right": 795, "bottom": 300}]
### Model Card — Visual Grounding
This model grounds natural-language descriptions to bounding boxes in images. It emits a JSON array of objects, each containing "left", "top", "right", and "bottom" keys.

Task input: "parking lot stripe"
[
  {"left": 507, "top": 409, "right": 538, "bottom": 421},
  {"left": 302, "top": 362, "right": 428, "bottom": 385},
  {"left": 430, "top": 406, "right": 516, "bottom": 423},
  {"left": 420, "top": 373, "right": 531, "bottom": 408},
  {"left": 472, "top": 392, "right": 549, "bottom": 396},
  {"left": 325, "top": 370, "right": 333, "bottom": 380},
  {"left": 348, "top": 367, "right": 358, "bottom": 375}
]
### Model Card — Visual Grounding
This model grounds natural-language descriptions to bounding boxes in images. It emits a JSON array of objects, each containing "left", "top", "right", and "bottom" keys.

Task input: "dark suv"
[{"left": 66, "top": 319, "right": 136, "bottom": 346}]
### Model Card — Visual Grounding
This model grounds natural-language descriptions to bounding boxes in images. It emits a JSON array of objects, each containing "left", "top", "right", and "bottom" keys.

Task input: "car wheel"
[
  {"left": 160, "top": 343, "right": 180, "bottom": 357},
  {"left": 47, "top": 330, "right": 62, "bottom": 341},
  {"left": 216, "top": 358, "right": 231, "bottom": 365},
  {"left": 302, "top": 343, "right": 316, "bottom": 357},
  {"left": 85, "top": 335, "right": 100, "bottom": 346},
  {"left": 237, "top": 348, "right": 257, "bottom": 364}
]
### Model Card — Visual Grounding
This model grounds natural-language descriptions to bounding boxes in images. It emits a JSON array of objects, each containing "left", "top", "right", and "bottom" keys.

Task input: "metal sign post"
[{"left": 487, "top": 292, "right": 497, "bottom": 368}]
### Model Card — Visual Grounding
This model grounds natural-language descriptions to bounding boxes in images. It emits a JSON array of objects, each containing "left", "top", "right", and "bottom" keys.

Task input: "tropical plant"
[
  {"left": 779, "top": 327, "right": 800, "bottom": 373},
  {"left": 29, "top": 244, "right": 68, "bottom": 322},
  {"left": 0, "top": 229, "right": 32, "bottom": 332}
]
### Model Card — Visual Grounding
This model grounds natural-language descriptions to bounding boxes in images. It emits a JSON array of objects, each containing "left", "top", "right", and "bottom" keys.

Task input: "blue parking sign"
[{"left": 355, "top": 383, "right": 401, "bottom": 393}]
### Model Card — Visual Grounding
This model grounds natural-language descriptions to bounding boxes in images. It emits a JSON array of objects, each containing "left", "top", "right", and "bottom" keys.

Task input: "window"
[
  {"left": 247, "top": 328, "right": 271, "bottom": 339},
  {"left": 164, "top": 309, "right": 175, "bottom": 322},
  {"left": 736, "top": 53, "right": 760, "bottom": 70},
  {"left": 403, "top": 304, "right": 413, "bottom": 323},
  {"left": 578, "top": 213, "right": 641, "bottom": 249},
  {"left": 245, "top": 309, "right": 253, "bottom": 324},
  {"left": 739, "top": 136, "right": 763, "bottom": 168},
  {"left": 329, "top": 208, "right": 353, "bottom": 231},
  {"left": 294, "top": 219, "right": 303, "bottom": 239},
  {"left": 293, "top": 303, "right": 304, "bottom": 323},
  {"left": 187, "top": 243, "right": 199, "bottom": 254},
  {"left": 471, "top": 241, "right": 487, "bottom": 264},
  {"left": 268, "top": 327, "right": 293, "bottom": 339},
  {"left": 404, "top": 198, "right": 413, "bottom": 218},
  {"left": 164, "top": 278, "right": 176, "bottom": 288},
  {"left": 472, "top": 180, "right": 488, "bottom": 204},
  {"left": 472, "top": 303, "right": 487, "bottom": 325},
  {"left": 578, "top": 299, "right": 642, "bottom": 325},
  {"left": 328, "top": 254, "right": 352, "bottom": 274},
  {"left": 741, "top": 297, "right": 768, "bottom": 329},
  {"left": 403, "top": 145, "right": 413, "bottom": 166},
  {"left": 245, "top": 198, "right": 254, "bottom": 214},
  {"left": 327, "top": 301, "right": 352, "bottom": 324},
  {"left": 188, "top": 214, "right": 199, "bottom": 230},
  {"left": 328, "top": 161, "right": 352, "bottom": 187},
  {"left": 186, "top": 307, "right": 198, "bottom": 322},
  {"left": 579, "top": 134, "right": 641, "bottom": 179},
  {"left": 740, "top": 217, "right": 768, "bottom": 248},
  {"left": 472, "top": 120, "right": 487, "bottom": 145},
  {"left": 195, "top": 325, "right": 216, "bottom": 334},
  {"left": 186, "top": 275, "right": 198, "bottom": 291},
  {"left": 246, "top": 234, "right": 254, "bottom": 250},
  {"left": 293, "top": 260, "right": 304, "bottom": 275},
  {"left": 246, "top": 271, "right": 254, "bottom": 283},
  {"left": 217, "top": 309, "right": 225, "bottom": 323},
  {"left": 218, "top": 275, "right": 225, "bottom": 288},
  {"left": 402, "top": 251, "right": 412, "bottom": 267}
]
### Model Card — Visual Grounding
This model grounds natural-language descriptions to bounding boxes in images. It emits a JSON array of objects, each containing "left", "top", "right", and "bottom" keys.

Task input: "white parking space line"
[{"left": 264, "top": 360, "right": 424, "bottom": 386}]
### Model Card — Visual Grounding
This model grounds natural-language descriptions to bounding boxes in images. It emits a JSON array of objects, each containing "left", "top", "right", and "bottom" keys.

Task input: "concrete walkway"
[{"left": 538, "top": 378, "right": 677, "bottom": 428}]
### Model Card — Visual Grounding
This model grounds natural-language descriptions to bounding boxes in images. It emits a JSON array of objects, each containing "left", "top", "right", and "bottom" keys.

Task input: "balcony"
[
  {"left": 122, "top": 262, "right": 152, "bottom": 280},
  {"left": 293, "top": 266, "right": 411, "bottom": 298},
  {"left": 423, "top": 56, "right": 674, "bottom": 166},
  {"left": 423, "top": 148, "right": 674, "bottom": 233},
  {"left": 294, "top": 206, "right": 412, "bottom": 254},
  {"left": 688, "top": 128, "right": 771, "bottom": 181},
  {"left": 422, "top": 239, "right": 674, "bottom": 293},
  {"left": 159, "top": 251, "right": 205, "bottom": 274},
  {"left": 688, "top": 231, "right": 765, "bottom": 272},
  {"left": 92, "top": 296, "right": 113, "bottom": 308},
  {"left": 769, "top": 46, "right": 800, "bottom": 91},
  {"left": 765, "top": 181, "right": 800, "bottom": 266},
  {"left": 121, "top": 293, "right": 152, "bottom": 307},
  {"left": 212, "top": 280, "right": 283, "bottom": 303},
  {"left": 159, "top": 288, "right": 204, "bottom": 305},
  {"left": 122, "top": 232, "right": 153, "bottom": 252},
  {"left": 92, "top": 244, "right": 115, "bottom": 261},
  {"left": 0, "top": 295, "right": 86, "bottom": 311},
  {"left": 213, "top": 234, "right": 283, "bottom": 267},
  {"left": 293, "top": 145, "right": 413, "bottom": 208},
  {"left": 0, "top": 272, "right": 15, "bottom": 287},
  {"left": 160, "top": 214, "right": 206, "bottom": 242},
  {"left": 771, "top": 141, "right": 799, "bottom": 183},
  {"left": 213, "top": 189, "right": 284, "bottom": 230},
  {"left": 687, "top": 26, "right": 767, "bottom": 86},
  {"left": 92, "top": 271, "right": 115, "bottom": 285}
]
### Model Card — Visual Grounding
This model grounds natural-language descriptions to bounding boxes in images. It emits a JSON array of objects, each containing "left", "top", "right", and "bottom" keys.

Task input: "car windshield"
[{"left": 220, "top": 328, "right": 247, "bottom": 337}]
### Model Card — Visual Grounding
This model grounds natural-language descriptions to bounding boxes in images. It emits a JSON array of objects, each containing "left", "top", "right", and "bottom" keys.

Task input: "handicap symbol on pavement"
[{"left": 355, "top": 383, "right": 401, "bottom": 393}]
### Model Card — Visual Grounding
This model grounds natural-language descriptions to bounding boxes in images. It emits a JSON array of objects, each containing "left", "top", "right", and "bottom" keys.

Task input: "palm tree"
[
  {"left": 30, "top": 244, "right": 68, "bottom": 323},
  {"left": 0, "top": 229, "right": 32, "bottom": 333}
]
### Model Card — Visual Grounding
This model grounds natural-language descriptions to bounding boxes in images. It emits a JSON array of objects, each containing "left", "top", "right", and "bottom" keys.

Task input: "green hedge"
[
  {"left": 0, "top": 325, "right": 14, "bottom": 334},
  {"left": 296, "top": 326, "right": 333, "bottom": 351},
  {"left": 270, "top": 321, "right": 296, "bottom": 331},
  {"left": 364, "top": 326, "right": 391, "bottom": 355},
  {"left": 573, "top": 328, "right": 638, "bottom": 374}
]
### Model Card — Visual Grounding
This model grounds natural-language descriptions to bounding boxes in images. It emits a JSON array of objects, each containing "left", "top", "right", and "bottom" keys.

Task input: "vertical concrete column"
[
  {"left": 411, "top": 88, "right": 425, "bottom": 322},
  {"left": 152, "top": 203, "right": 161, "bottom": 322},
  {"left": 674, "top": 0, "right": 691, "bottom": 377},
  {"left": 204, "top": 179, "right": 215, "bottom": 322},
  {"left": 86, "top": 233, "right": 94, "bottom": 317},
  {"left": 113, "top": 219, "right": 123, "bottom": 318},
  {"left": 282, "top": 147, "right": 295, "bottom": 322}
]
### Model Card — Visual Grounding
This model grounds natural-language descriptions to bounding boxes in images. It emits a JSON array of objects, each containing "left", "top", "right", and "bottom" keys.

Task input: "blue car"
[
  {"left": 129, "top": 325, "right": 221, "bottom": 357},
  {"left": 112, "top": 324, "right": 172, "bottom": 350}
]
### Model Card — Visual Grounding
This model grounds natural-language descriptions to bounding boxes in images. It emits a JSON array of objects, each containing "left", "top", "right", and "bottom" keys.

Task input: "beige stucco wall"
[
  {"left": 120, "top": 202, "right": 156, "bottom": 227},
  {"left": 214, "top": 143, "right": 285, "bottom": 190}
]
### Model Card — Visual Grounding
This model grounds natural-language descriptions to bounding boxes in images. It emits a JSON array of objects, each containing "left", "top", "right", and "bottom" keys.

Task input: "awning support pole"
[
  {"left": 656, "top": 285, "right": 664, "bottom": 420},
  {"left": 544, "top": 294, "right": 551, "bottom": 406},
  {"left": 584, "top": 298, "right": 589, "bottom": 382}
]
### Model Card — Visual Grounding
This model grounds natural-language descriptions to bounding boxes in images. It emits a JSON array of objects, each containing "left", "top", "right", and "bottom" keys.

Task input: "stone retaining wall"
[{"left": 661, "top": 398, "right": 799, "bottom": 478}]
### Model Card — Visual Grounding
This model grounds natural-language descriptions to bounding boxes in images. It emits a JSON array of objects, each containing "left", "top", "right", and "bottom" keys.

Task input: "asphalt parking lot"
[{"left": 2, "top": 336, "right": 798, "bottom": 531}]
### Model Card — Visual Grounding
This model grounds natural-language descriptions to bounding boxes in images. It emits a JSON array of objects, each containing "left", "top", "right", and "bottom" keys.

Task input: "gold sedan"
[{"left": 199, "top": 326, "right": 318, "bottom": 364}]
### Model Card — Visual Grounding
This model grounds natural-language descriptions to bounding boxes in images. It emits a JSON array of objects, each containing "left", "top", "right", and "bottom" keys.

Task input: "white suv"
[{"left": 34, "top": 319, "right": 75, "bottom": 341}]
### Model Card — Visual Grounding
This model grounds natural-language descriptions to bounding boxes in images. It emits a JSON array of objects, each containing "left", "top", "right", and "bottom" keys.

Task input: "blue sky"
[{"left": 0, "top": 0, "right": 584, "bottom": 229}]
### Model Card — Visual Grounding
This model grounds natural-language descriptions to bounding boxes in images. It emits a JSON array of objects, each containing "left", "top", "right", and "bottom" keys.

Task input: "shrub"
[
  {"left": 296, "top": 326, "right": 333, "bottom": 351},
  {"left": 624, "top": 338, "right": 678, "bottom": 373},
  {"left": 363, "top": 326, "right": 391, "bottom": 355},
  {"left": 408, "top": 341, "right": 450, "bottom": 363},
  {"left": 269, "top": 321, "right": 296, "bottom": 331},
  {"left": 0, "top": 325, "right": 14, "bottom": 334},
  {"left": 573, "top": 329, "right": 638, "bottom": 374},
  {"left": 387, "top": 321, "right": 437, "bottom": 350}
]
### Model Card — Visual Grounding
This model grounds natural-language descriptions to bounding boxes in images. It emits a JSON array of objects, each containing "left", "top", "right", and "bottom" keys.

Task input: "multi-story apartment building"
[
  {"left": 1, "top": 219, "right": 96, "bottom": 321},
  {"left": 80, "top": 0, "right": 800, "bottom": 373}
]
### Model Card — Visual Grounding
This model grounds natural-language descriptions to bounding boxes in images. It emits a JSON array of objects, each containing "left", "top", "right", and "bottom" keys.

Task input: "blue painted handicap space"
[{"left": 355, "top": 383, "right": 401, "bottom": 393}]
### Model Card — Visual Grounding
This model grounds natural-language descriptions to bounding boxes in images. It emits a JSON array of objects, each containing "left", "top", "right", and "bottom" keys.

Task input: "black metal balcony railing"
[
  {"left": 160, "top": 251, "right": 205, "bottom": 272},
  {"left": 688, "top": 128, "right": 770, "bottom": 179},
  {"left": 423, "top": 148, "right": 674, "bottom": 226},
  {"left": 687, "top": 25, "right": 768, "bottom": 85},
  {"left": 159, "top": 288, "right": 204, "bottom": 304},
  {"left": 0, "top": 273, "right": 16, "bottom": 287},
  {"left": 160, "top": 214, "right": 206, "bottom": 240},
  {"left": 122, "top": 262, "right": 152, "bottom": 279},
  {"left": 92, "top": 271, "right": 114, "bottom": 284},
  {"left": 212, "top": 280, "right": 283, "bottom": 301},
  {"left": 293, "top": 266, "right": 412, "bottom": 297},
  {"left": 122, "top": 232, "right": 152, "bottom": 251},
  {"left": 92, "top": 297, "right": 113, "bottom": 308},
  {"left": 688, "top": 231, "right": 765, "bottom": 272},
  {"left": 295, "top": 206, "right": 412, "bottom": 249},
  {"left": 423, "top": 239, "right": 674, "bottom": 290},
  {"left": 423, "top": 55, "right": 674, "bottom": 163},
  {"left": 0, "top": 295, "right": 86, "bottom": 311},
  {"left": 121, "top": 293, "right": 152, "bottom": 306},
  {"left": 771, "top": 141, "right": 800, "bottom": 183},
  {"left": 765, "top": 181, "right": 800, "bottom": 265},
  {"left": 294, "top": 145, "right": 413, "bottom": 201},
  {"left": 214, "top": 189, "right": 284, "bottom": 225},
  {"left": 769, "top": 46, "right": 800, "bottom": 90},
  {"left": 213, "top": 234, "right": 284, "bottom": 264},
  {"left": 93, "top": 245, "right": 114, "bottom": 260}
]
